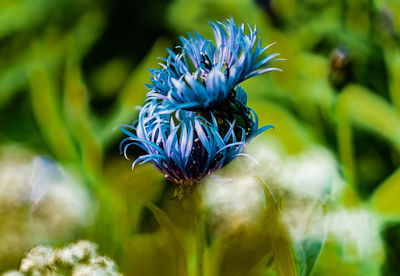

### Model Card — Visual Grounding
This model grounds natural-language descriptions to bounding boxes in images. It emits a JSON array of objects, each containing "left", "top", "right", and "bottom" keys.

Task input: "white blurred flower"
[
  {"left": 246, "top": 138, "right": 342, "bottom": 200},
  {"left": 280, "top": 148, "right": 339, "bottom": 199},
  {"left": 201, "top": 138, "right": 341, "bottom": 235},
  {"left": 0, "top": 151, "right": 33, "bottom": 211},
  {"left": 2, "top": 241, "right": 122, "bottom": 276},
  {"left": 201, "top": 174, "right": 266, "bottom": 234},
  {"left": 72, "top": 255, "right": 122, "bottom": 276},
  {"left": 0, "top": 146, "right": 92, "bottom": 270},
  {"left": 55, "top": 240, "right": 97, "bottom": 266},
  {"left": 1, "top": 271, "right": 24, "bottom": 276},
  {"left": 328, "top": 208, "right": 383, "bottom": 260},
  {"left": 19, "top": 246, "right": 53, "bottom": 273}
]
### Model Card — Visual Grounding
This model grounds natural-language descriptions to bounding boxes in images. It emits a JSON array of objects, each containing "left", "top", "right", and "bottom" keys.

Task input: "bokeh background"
[{"left": 1, "top": 0, "right": 400, "bottom": 275}]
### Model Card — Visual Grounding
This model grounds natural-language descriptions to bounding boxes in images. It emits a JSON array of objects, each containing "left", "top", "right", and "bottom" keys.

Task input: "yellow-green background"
[{"left": 0, "top": 0, "right": 400, "bottom": 275}]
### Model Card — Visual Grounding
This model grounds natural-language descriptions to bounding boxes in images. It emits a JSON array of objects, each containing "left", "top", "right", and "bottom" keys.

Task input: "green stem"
[
  {"left": 192, "top": 188, "right": 205, "bottom": 276},
  {"left": 195, "top": 214, "right": 205, "bottom": 276}
]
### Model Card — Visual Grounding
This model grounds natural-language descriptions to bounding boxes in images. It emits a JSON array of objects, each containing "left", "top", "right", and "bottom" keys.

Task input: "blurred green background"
[{"left": 1, "top": 0, "right": 400, "bottom": 275}]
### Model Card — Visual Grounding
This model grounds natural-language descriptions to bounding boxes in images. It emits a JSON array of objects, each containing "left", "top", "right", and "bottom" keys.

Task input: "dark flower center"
[{"left": 198, "top": 89, "right": 254, "bottom": 140}]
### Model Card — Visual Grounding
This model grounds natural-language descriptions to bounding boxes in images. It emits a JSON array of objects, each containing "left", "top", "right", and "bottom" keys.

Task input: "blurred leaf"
[
  {"left": 259, "top": 177, "right": 296, "bottom": 276},
  {"left": 28, "top": 42, "right": 78, "bottom": 162},
  {"left": 371, "top": 167, "right": 400, "bottom": 220},
  {"left": 0, "top": 63, "right": 28, "bottom": 109},
  {"left": 336, "top": 90, "right": 357, "bottom": 194},
  {"left": 386, "top": 52, "right": 400, "bottom": 114},
  {"left": 63, "top": 57, "right": 103, "bottom": 179},
  {"left": 293, "top": 203, "right": 327, "bottom": 276},
  {"left": 336, "top": 84, "right": 400, "bottom": 203},
  {"left": 341, "top": 85, "right": 400, "bottom": 150},
  {"left": 312, "top": 240, "right": 363, "bottom": 276},
  {"left": 69, "top": 9, "right": 104, "bottom": 58},
  {"left": 299, "top": 237, "right": 325, "bottom": 276},
  {"left": 146, "top": 202, "right": 188, "bottom": 276},
  {"left": 0, "top": 0, "right": 49, "bottom": 39}
]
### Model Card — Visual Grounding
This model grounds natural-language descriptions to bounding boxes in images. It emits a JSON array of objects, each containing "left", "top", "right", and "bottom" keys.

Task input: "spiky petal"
[{"left": 146, "top": 18, "right": 283, "bottom": 111}]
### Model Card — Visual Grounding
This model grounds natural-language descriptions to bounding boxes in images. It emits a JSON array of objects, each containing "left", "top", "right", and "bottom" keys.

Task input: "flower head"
[
  {"left": 121, "top": 101, "right": 273, "bottom": 186},
  {"left": 146, "top": 18, "right": 282, "bottom": 110},
  {"left": 120, "top": 18, "right": 281, "bottom": 189}
]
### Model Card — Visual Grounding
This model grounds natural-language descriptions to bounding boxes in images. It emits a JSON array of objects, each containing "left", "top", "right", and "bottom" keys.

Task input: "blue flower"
[
  {"left": 120, "top": 18, "right": 280, "bottom": 189},
  {"left": 120, "top": 101, "right": 273, "bottom": 186},
  {"left": 146, "top": 18, "right": 282, "bottom": 110}
]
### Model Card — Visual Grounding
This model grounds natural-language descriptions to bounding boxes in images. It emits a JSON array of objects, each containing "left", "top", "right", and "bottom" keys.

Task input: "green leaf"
[
  {"left": 28, "top": 41, "right": 78, "bottom": 162},
  {"left": 340, "top": 85, "right": 400, "bottom": 151},
  {"left": 146, "top": 202, "right": 188, "bottom": 276},
  {"left": 63, "top": 56, "right": 102, "bottom": 179},
  {"left": 259, "top": 177, "right": 296, "bottom": 276},
  {"left": 370, "top": 167, "right": 400, "bottom": 220},
  {"left": 0, "top": 63, "right": 28, "bottom": 109},
  {"left": 386, "top": 52, "right": 400, "bottom": 114}
]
